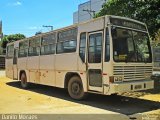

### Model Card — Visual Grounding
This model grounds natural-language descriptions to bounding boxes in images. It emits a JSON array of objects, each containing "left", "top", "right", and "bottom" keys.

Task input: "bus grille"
[{"left": 113, "top": 65, "right": 153, "bottom": 82}]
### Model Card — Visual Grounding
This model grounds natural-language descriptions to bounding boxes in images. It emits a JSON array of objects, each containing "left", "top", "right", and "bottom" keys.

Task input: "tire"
[
  {"left": 68, "top": 76, "right": 87, "bottom": 100},
  {"left": 20, "top": 72, "right": 29, "bottom": 89}
]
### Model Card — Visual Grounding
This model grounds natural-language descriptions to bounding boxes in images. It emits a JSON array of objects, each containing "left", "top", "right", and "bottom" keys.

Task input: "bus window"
[
  {"left": 19, "top": 40, "right": 28, "bottom": 58},
  {"left": 133, "top": 31, "right": 152, "bottom": 62},
  {"left": 57, "top": 40, "right": 77, "bottom": 54},
  {"left": 57, "top": 28, "right": 77, "bottom": 54},
  {"left": 105, "top": 28, "right": 110, "bottom": 62},
  {"left": 28, "top": 38, "right": 40, "bottom": 56},
  {"left": 79, "top": 33, "right": 86, "bottom": 62},
  {"left": 112, "top": 27, "right": 152, "bottom": 63},
  {"left": 7, "top": 44, "right": 14, "bottom": 59},
  {"left": 88, "top": 33, "right": 102, "bottom": 63},
  {"left": 41, "top": 33, "right": 56, "bottom": 55},
  {"left": 112, "top": 27, "right": 135, "bottom": 62}
]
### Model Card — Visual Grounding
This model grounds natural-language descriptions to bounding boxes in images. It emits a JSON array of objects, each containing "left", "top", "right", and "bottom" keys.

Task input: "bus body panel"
[
  {"left": 39, "top": 55, "right": 56, "bottom": 86},
  {"left": 55, "top": 53, "right": 78, "bottom": 88},
  {"left": 6, "top": 59, "right": 13, "bottom": 79},
  {"left": 27, "top": 56, "right": 40, "bottom": 83},
  {"left": 18, "top": 58, "right": 27, "bottom": 70},
  {"left": 55, "top": 53, "right": 78, "bottom": 71},
  {"left": 29, "top": 70, "right": 40, "bottom": 83},
  {"left": 102, "top": 62, "right": 113, "bottom": 94},
  {"left": 108, "top": 80, "right": 154, "bottom": 95},
  {"left": 78, "top": 17, "right": 104, "bottom": 33},
  {"left": 40, "top": 70, "right": 55, "bottom": 86}
]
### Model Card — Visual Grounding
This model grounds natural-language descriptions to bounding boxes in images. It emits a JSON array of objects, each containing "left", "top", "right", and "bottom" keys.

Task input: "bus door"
[
  {"left": 87, "top": 31, "right": 103, "bottom": 92},
  {"left": 13, "top": 48, "right": 18, "bottom": 79}
]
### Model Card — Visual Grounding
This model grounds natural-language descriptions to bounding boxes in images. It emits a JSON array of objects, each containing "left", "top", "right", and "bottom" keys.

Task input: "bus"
[
  {"left": 5, "top": 15, "right": 154, "bottom": 100},
  {"left": 152, "top": 47, "right": 160, "bottom": 82},
  {"left": 153, "top": 47, "right": 160, "bottom": 71}
]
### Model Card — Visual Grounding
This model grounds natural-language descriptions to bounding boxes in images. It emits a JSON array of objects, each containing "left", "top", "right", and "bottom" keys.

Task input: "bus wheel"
[
  {"left": 20, "top": 72, "right": 29, "bottom": 89},
  {"left": 68, "top": 76, "right": 87, "bottom": 100}
]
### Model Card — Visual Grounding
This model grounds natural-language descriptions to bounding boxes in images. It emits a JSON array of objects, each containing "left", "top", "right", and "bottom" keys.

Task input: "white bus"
[{"left": 6, "top": 15, "right": 154, "bottom": 100}]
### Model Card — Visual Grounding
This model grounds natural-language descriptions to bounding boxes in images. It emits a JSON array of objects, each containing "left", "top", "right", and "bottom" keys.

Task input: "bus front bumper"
[{"left": 108, "top": 79, "right": 154, "bottom": 94}]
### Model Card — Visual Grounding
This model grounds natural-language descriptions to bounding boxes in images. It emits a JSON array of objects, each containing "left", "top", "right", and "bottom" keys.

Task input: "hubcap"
[{"left": 71, "top": 82, "right": 81, "bottom": 95}]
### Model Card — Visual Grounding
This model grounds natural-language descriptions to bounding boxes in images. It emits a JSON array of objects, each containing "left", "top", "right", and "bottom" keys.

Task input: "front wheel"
[
  {"left": 20, "top": 72, "right": 30, "bottom": 89},
  {"left": 68, "top": 76, "right": 87, "bottom": 100}
]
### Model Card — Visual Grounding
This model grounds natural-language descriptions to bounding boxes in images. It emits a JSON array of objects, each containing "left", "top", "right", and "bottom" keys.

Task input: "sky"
[{"left": 0, "top": 0, "right": 88, "bottom": 37}]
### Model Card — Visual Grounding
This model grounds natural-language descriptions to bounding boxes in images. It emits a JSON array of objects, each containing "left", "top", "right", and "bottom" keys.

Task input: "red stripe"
[{"left": 102, "top": 73, "right": 108, "bottom": 76}]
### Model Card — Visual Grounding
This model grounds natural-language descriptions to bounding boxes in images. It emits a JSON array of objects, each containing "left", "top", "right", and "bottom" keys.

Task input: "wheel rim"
[{"left": 71, "top": 82, "right": 82, "bottom": 95}]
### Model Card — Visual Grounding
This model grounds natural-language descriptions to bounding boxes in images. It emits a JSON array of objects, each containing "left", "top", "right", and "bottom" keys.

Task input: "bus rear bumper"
[{"left": 108, "top": 80, "right": 154, "bottom": 95}]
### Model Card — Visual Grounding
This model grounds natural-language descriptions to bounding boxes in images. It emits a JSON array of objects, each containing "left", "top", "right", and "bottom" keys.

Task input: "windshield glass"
[{"left": 112, "top": 27, "right": 152, "bottom": 63}]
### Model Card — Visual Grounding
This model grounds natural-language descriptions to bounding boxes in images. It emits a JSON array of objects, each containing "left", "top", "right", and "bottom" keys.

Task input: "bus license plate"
[{"left": 135, "top": 85, "right": 142, "bottom": 90}]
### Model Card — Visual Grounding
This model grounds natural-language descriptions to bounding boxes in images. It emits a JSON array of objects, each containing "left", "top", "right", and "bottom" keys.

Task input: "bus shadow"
[{"left": 6, "top": 81, "right": 160, "bottom": 115}]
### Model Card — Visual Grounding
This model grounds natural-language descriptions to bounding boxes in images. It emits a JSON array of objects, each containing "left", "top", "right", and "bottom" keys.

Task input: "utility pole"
[
  {"left": 42, "top": 25, "right": 53, "bottom": 31},
  {"left": 83, "top": 9, "right": 95, "bottom": 18}
]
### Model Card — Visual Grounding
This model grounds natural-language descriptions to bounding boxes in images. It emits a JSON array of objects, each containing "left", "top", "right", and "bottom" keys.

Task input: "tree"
[
  {"left": 153, "top": 29, "right": 160, "bottom": 46},
  {"left": 1, "top": 33, "right": 26, "bottom": 49},
  {"left": 95, "top": 0, "right": 160, "bottom": 38},
  {"left": 1, "top": 35, "right": 9, "bottom": 49}
]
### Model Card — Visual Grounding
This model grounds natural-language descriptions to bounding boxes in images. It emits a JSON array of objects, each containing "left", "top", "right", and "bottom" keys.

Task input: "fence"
[{"left": 0, "top": 55, "right": 5, "bottom": 69}]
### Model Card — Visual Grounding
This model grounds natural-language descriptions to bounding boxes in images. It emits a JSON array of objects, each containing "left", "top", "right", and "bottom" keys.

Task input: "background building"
[
  {"left": 0, "top": 21, "right": 2, "bottom": 40},
  {"left": 73, "top": 0, "right": 107, "bottom": 24}
]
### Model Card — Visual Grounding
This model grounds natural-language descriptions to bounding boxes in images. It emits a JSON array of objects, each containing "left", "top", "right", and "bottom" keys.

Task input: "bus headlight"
[
  {"left": 114, "top": 76, "right": 123, "bottom": 82},
  {"left": 109, "top": 76, "right": 123, "bottom": 83}
]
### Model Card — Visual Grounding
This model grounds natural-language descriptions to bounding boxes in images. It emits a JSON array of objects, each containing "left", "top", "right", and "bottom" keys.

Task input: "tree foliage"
[
  {"left": 152, "top": 29, "right": 160, "bottom": 46},
  {"left": 154, "top": 29, "right": 160, "bottom": 42},
  {"left": 95, "top": 0, "right": 160, "bottom": 38},
  {"left": 1, "top": 34, "right": 26, "bottom": 49}
]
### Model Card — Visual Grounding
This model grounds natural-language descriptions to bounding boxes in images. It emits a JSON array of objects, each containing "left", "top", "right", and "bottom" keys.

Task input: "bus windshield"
[{"left": 112, "top": 27, "right": 152, "bottom": 63}]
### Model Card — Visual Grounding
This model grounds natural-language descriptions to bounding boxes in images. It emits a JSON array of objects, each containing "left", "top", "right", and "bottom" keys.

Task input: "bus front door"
[
  {"left": 87, "top": 31, "right": 103, "bottom": 92},
  {"left": 13, "top": 49, "right": 18, "bottom": 79}
]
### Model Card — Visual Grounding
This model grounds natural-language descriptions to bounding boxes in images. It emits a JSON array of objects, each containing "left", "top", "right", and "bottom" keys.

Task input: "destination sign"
[{"left": 110, "top": 18, "right": 146, "bottom": 31}]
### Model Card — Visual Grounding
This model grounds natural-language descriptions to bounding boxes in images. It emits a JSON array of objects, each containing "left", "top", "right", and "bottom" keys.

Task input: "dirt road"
[{"left": 0, "top": 71, "right": 160, "bottom": 120}]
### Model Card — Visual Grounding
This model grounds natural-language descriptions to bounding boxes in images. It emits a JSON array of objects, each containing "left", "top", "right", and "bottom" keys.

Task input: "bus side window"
[
  {"left": 28, "top": 38, "right": 40, "bottom": 56},
  {"left": 79, "top": 33, "right": 86, "bottom": 62},
  {"left": 57, "top": 40, "right": 77, "bottom": 54},
  {"left": 56, "top": 28, "right": 77, "bottom": 54},
  {"left": 7, "top": 45, "right": 14, "bottom": 59},
  {"left": 19, "top": 40, "right": 28, "bottom": 58},
  {"left": 105, "top": 28, "right": 110, "bottom": 62},
  {"left": 41, "top": 33, "right": 56, "bottom": 55}
]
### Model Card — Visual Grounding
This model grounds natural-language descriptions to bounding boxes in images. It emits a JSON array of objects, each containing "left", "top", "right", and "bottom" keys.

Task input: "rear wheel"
[
  {"left": 68, "top": 76, "right": 87, "bottom": 100},
  {"left": 20, "top": 72, "right": 29, "bottom": 89}
]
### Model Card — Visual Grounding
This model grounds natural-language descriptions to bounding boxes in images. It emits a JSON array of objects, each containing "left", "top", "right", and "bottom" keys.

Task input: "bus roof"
[{"left": 7, "top": 15, "right": 146, "bottom": 46}]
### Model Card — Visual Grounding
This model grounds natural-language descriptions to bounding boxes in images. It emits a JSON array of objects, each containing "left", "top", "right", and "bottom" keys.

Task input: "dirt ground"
[{"left": 0, "top": 71, "right": 160, "bottom": 120}]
